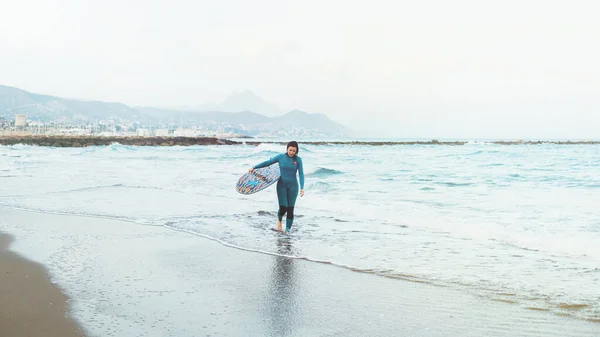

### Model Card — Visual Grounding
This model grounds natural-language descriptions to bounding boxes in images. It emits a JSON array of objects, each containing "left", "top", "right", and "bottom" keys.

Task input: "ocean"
[{"left": 1, "top": 140, "right": 599, "bottom": 323}]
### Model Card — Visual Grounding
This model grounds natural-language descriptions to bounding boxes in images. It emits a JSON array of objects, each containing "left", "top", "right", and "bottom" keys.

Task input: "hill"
[{"left": 0, "top": 85, "right": 351, "bottom": 137}]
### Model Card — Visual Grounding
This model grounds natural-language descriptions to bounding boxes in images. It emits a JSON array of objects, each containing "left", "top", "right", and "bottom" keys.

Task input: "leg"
[
  {"left": 278, "top": 205, "right": 287, "bottom": 231},
  {"left": 276, "top": 183, "right": 288, "bottom": 232},
  {"left": 285, "top": 184, "right": 299, "bottom": 232},
  {"left": 285, "top": 206, "right": 295, "bottom": 232},
  {"left": 287, "top": 183, "right": 299, "bottom": 208},
  {"left": 278, "top": 205, "right": 287, "bottom": 221}
]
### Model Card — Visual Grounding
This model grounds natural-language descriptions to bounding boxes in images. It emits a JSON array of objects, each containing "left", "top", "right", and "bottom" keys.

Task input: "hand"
[
  {"left": 300, "top": 189, "right": 304, "bottom": 197},
  {"left": 249, "top": 168, "right": 254, "bottom": 173}
]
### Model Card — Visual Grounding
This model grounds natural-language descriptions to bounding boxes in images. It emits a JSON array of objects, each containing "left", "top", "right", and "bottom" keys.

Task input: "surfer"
[{"left": 250, "top": 141, "right": 305, "bottom": 233}]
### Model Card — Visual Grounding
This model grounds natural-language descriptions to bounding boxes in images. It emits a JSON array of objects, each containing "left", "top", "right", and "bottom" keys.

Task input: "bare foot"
[{"left": 277, "top": 220, "right": 283, "bottom": 232}]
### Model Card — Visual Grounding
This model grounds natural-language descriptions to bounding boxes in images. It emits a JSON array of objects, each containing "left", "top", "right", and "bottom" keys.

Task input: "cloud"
[{"left": 1, "top": 0, "right": 599, "bottom": 138}]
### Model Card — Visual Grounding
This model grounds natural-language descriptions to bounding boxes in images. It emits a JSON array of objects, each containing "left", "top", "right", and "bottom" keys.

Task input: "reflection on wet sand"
[{"left": 266, "top": 236, "right": 298, "bottom": 336}]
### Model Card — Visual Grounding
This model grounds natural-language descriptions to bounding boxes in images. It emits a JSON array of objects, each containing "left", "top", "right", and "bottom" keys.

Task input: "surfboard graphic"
[{"left": 236, "top": 163, "right": 281, "bottom": 195}]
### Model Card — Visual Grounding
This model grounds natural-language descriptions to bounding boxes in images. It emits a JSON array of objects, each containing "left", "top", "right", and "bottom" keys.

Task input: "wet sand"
[
  {"left": 1, "top": 207, "right": 599, "bottom": 337},
  {"left": 0, "top": 232, "right": 86, "bottom": 337}
]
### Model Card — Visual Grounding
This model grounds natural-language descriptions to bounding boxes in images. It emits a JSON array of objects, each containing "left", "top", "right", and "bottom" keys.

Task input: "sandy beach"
[
  {"left": 0, "top": 232, "right": 86, "bottom": 337},
  {"left": 1, "top": 206, "right": 599, "bottom": 337}
]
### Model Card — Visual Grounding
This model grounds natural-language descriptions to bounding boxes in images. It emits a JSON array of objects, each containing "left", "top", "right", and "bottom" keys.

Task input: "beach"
[
  {"left": 0, "top": 232, "right": 86, "bottom": 337},
  {"left": 3, "top": 0, "right": 600, "bottom": 334},
  {"left": 1, "top": 206, "right": 599, "bottom": 337}
]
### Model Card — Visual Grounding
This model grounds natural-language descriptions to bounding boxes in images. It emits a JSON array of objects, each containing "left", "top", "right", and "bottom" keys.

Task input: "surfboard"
[{"left": 236, "top": 163, "right": 280, "bottom": 195}]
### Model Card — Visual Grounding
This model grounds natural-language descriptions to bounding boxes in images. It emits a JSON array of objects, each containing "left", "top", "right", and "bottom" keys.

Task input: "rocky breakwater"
[
  {"left": 0, "top": 135, "right": 240, "bottom": 147},
  {"left": 492, "top": 140, "right": 600, "bottom": 145},
  {"left": 244, "top": 140, "right": 467, "bottom": 146},
  {"left": 244, "top": 139, "right": 600, "bottom": 146}
]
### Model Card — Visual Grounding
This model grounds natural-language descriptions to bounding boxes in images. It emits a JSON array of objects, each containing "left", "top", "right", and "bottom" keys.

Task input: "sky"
[{"left": 1, "top": 0, "right": 599, "bottom": 139}]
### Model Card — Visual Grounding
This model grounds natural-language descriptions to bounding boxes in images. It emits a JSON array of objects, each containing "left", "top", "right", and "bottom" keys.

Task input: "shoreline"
[
  {"left": 1, "top": 206, "right": 599, "bottom": 336},
  {"left": 0, "top": 232, "right": 87, "bottom": 337},
  {"left": 1, "top": 134, "right": 600, "bottom": 147}
]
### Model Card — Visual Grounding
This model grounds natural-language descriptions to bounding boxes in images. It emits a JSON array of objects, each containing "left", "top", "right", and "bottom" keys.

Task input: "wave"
[
  {"left": 435, "top": 181, "right": 474, "bottom": 187},
  {"left": 2, "top": 144, "right": 33, "bottom": 150},
  {"left": 1, "top": 183, "right": 172, "bottom": 198},
  {"left": 159, "top": 219, "right": 600, "bottom": 321},
  {"left": 308, "top": 167, "right": 343, "bottom": 178},
  {"left": 104, "top": 143, "right": 140, "bottom": 152},
  {"left": 492, "top": 233, "right": 600, "bottom": 259},
  {"left": 249, "top": 142, "right": 318, "bottom": 157},
  {"left": 465, "top": 140, "right": 495, "bottom": 145},
  {"left": 71, "top": 143, "right": 141, "bottom": 156},
  {"left": 257, "top": 210, "right": 276, "bottom": 216},
  {"left": 253, "top": 143, "right": 283, "bottom": 154},
  {"left": 306, "top": 181, "right": 334, "bottom": 191},
  {"left": 5, "top": 202, "right": 599, "bottom": 322},
  {"left": 181, "top": 146, "right": 206, "bottom": 152},
  {"left": 0, "top": 203, "right": 159, "bottom": 226},
  {"left": 52, "top": 183, "right": 126, "bottom": 193}
]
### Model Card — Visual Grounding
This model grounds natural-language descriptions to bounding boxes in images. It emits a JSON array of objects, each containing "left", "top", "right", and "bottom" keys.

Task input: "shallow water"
[{"left": 1, "top": 141, "right": 599, "bottom": 322}]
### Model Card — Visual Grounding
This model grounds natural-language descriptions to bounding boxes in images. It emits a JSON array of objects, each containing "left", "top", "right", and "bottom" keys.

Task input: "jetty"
[
  {"left": 0, "top": 135, "right": 238, "bottom": 147},
  {"left": 0, "top": 135, "right": 599, "bottom": 147}
]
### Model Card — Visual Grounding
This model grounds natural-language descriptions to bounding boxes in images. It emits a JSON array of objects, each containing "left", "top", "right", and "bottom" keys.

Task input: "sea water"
[{"left": 1, "top": 141, "right": 599, "bottom": 322}]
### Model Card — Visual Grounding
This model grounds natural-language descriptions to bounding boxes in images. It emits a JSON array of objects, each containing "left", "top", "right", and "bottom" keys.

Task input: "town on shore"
[
  {"left": 2, "top": 113, "right": 598, "bottom": 147},
  {"left": 1, "top": 134, "right": 599, "bottom": 147}
]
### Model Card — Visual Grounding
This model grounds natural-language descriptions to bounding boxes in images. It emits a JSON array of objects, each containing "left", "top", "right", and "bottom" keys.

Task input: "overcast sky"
[{"left": 1, "top": 0, "right": 599, "bottom": 138}]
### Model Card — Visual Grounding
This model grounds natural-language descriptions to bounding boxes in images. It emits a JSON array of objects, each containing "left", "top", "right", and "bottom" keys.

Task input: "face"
[{"left": 287, "top": 146, "right": 297, "bottom": 157}]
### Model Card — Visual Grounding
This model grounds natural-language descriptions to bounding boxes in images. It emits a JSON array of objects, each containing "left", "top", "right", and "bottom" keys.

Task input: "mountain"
[
  {"left": 0, "top": 85, "right": 351, "bottom": 137},
  {"left": 0, "top": 85, "right": 57, "bottom": 109},
  {"left": 0, "top": 85, "right": 138, "bottom": 121},
  {"left": 273, "top": 110, "right": 349, "bottom": 135},
  {"left": 195, "top": 90, "right": 283, "bottom": 117}
]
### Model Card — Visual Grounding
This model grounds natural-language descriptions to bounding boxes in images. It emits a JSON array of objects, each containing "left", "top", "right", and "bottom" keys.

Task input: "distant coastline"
[
  {"left": 0, "top": 135, "right": 238, "bottom": 147},
  {"left": 1, "top": 135, "right": 600, "bottom": 147}
]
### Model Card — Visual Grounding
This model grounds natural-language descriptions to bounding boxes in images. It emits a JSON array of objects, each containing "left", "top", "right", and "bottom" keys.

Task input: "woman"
[{"left": 250, "top": 141, "right": 305, "bottom": 233}]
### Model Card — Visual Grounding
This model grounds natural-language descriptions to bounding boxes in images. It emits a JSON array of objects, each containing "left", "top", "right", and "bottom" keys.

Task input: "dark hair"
[{"left": 287, "top": 141, "right": 299, "bottom": 159}]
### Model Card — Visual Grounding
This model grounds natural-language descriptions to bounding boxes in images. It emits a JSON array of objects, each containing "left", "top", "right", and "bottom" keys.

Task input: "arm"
[
  {"left": 298, "top": 157, "right": 304, "bottom": 190},
  {"left": 253, "top": 154, "right": 280, "bottom": 169}
]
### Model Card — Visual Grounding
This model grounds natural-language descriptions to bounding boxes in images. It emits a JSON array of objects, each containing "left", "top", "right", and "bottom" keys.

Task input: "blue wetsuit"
[{"left": 253, "top": 153, "right": 304, "bottom": 231}]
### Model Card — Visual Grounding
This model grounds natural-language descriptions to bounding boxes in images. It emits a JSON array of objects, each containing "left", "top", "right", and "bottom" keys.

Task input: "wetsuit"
[{"left": 253, "top": 153, "right": 304, "bottom": 231}]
